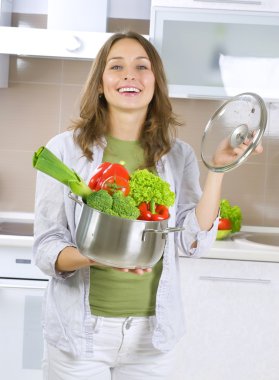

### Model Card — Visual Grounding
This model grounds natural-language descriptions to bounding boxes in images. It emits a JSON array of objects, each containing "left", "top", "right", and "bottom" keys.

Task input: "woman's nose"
[{"left": 124, "top": 73, "right": 135, "bottom": 80}]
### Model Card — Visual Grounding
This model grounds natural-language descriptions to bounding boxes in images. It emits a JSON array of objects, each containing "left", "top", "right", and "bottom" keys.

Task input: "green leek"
[{"left": 33, "top": 146, "right": 92, "bottom": 200}]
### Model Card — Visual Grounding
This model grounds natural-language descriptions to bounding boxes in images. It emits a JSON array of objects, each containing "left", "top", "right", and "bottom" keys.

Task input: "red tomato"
[
  {"left": 101, "top": 175, "right": 130, "bottom": 196},
  {"left": 218, "top": 218, "right": 232, "bottom": 230}
]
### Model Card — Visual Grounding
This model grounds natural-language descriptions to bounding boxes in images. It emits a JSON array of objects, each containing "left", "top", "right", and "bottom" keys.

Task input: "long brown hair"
[{"left": 70, "top": 31, "right": 181, "bottom": 168}]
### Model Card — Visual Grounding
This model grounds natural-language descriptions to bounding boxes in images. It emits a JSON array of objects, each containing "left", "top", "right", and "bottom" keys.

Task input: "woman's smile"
[{"left": 117, "top": 86, "right": 141, "bottom": 95}]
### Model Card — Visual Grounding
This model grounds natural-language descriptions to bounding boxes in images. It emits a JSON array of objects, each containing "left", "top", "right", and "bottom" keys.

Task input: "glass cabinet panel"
[{"left": 150, "top": 7, "right": 279, "bottom": 100}]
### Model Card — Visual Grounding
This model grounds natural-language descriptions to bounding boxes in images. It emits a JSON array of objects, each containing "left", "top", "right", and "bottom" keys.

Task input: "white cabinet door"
[
  {"left": 151, "top": 0, "right": 279, "bottom": 12},
  {"left": 0, "top": 0, "right": 12, "bottom": 87},
  {"left": 0, "top": 279, "right": 47, "bottom": 380},
  {"left": 171, "top": 258, "right": 279, "bottom": 380}
]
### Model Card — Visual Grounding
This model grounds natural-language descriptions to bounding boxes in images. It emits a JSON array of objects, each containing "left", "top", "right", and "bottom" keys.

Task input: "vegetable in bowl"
[
  {"left": 129, "top": 169, "right": 175, "bottom": 221},
  {"left": 33, "top": 146, "right": 92, "bottom": 200},
  {"left": 219, "top": 199, "right": 242, "bottom": 233},
  {"left": 86, "top": 190, "right": 140, "bottom": 220},
  {"left": 33, "top": 147, "right": 174, "bottom": 221}
]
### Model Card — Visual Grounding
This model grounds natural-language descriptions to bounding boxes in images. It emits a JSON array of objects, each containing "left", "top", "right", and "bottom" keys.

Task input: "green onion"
[{"left": 33, "top": 146, "right": 92, "bottom": 200}]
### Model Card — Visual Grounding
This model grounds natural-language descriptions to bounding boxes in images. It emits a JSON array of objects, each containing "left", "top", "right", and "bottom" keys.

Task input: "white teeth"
[{"left": 118, "top": 87, "right": 140, "bottom": 93}]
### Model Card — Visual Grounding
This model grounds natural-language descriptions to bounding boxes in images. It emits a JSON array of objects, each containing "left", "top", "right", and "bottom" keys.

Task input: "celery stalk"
[{"left": 33, "top": 146, "right": 92, "bottom": 200}]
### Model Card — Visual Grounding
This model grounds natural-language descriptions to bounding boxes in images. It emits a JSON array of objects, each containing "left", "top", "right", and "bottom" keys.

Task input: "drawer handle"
[
  {"left": 194, "top": 0, "right": 262, "bottom": 4},
  {"left": 0, "top": 283, "right": 46, "bottom": 290},
  {"left": 199, "top": 276, "right": 270, "bottom": 284}
]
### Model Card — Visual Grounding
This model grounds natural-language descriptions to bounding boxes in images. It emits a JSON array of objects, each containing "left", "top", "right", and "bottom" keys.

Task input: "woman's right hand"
[
  {"left": 55, "top": 246, "right": 152, "bottom": 275},
  {"left": 55, "top": 246, "right": 97, "bottom": 272}
]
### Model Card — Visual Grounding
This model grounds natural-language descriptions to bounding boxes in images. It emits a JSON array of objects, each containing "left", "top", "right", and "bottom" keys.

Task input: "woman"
[{"left": 33, "top": 31, "right": 262, "bottom": 379}]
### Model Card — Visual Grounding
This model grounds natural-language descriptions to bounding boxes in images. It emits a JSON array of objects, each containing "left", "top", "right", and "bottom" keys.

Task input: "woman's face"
[{"left": 101, "top": 38, "right": 155, "bottom": 114}]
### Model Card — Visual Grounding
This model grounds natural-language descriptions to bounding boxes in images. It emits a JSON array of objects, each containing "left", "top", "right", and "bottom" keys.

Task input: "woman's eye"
[
  {"left": 110, "top": 65, "right": 122, "bottom": 70},
  {"left": 137, "top": 65, "right": 148, "bottom": 70}
]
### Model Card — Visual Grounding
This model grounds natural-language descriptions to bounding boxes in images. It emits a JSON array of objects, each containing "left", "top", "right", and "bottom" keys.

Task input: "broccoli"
[
  {"left": 86, "top": 190, "right": 113, "bottom": 213},
  {"left": 86, "top": 190, "right": 140, "bottom": 220},
  {"left": 110, "top": 191, "right": 140, "bottom": 220},
  {"left": 129, "top": 169, "right": 175, "bottom": 212}
]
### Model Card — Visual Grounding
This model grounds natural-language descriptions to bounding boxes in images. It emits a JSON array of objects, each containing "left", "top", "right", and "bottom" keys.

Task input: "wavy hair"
[{"left": 70, "top": 31, "right": 181, "bottom": 168}]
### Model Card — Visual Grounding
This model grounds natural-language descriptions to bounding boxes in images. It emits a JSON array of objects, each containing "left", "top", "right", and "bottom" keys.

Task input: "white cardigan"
[{"left": 33, "top": 131, "right": 218, "bottom": 358}]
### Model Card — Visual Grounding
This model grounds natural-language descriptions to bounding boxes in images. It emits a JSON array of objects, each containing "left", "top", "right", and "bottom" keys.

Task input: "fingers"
[
  {"left": 132, "top": 267, "right": 152, "bottom": 275},
  {"left": 114, "top": 267, "right": 152, "bottom": 275},
  {"left": 254, "top": 144, "right": 264, "bottom": 154},
  {"left": 233, "top": 141, "right": 263, "bottom": 157},
  {"left": 89, "top": 261, "right": 153, "bottom": 275}
]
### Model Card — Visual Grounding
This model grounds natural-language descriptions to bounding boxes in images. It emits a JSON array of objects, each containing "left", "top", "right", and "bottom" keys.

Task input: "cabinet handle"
[
  {"left": 199, "top": 276, "right": 270, "bottom": 284},
  {"left": 193, "top": 0, "right": 262, "bottom": 4},
  {"left": 0, "top": 283, "right": 46, "bottom": 290}
]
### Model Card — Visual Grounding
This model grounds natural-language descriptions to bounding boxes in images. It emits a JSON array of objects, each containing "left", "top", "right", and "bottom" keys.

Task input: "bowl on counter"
[{"left": 216, "top": 229, "right": 232, "bottom": 240}]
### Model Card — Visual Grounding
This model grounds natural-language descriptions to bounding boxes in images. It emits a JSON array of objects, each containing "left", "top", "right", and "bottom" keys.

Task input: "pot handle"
[
  {"left": 68, "top": 192, "right": 83, "bottom": 206},
  {"left": 142, "top": 226, "right": 184, "bottom": 241}
]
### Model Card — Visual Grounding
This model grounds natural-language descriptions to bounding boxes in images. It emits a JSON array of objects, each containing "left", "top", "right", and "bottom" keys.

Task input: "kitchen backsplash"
[{"left": 0, "top": 14, "right": 278, "bottom": 227}]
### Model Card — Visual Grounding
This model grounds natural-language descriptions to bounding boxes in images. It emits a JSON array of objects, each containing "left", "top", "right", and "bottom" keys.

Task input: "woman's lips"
[{"left": 118, "top": 87, "right": 141, "bottom": 94}]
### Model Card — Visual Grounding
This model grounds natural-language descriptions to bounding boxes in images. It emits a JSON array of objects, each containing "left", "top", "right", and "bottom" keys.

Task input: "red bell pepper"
[
  {"left": 88, "top": 162, "right": 111, "bottom": 190},
  {"left": 153, "top": 204, "right": 169, "bottom": 221},
  {"left": 100, "top": 163, "right": 130, "bottom": 183},
  {"left": 137, "top": 201, "right": 169, "bottom": 221},
  {"left": 101, "top": 175, "right": 130, "bottom": 196},
  {"left": 88, "top": 162, "right": 130, "bottom": 191},
  {"left": 138, "top": 202, "right": 152, "bottom": 220}
]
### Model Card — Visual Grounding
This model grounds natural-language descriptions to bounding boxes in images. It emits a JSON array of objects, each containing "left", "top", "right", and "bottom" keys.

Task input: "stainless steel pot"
[{"left": 69, "top": 193, "right": 183, "bottom": 268}]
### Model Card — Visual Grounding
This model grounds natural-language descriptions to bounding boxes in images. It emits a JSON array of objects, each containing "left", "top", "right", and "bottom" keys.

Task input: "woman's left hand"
[
  {"left": 114, "top": 267, "right": 152, "bottom": 275},
  {"left": 212, "top": 136, "right": 263, "bottom": 167}
]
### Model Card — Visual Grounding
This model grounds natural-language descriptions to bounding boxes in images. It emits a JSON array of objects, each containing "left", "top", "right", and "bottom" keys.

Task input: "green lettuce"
[{"left": 220, "top": 199, "right": 242, "bottom": 233}]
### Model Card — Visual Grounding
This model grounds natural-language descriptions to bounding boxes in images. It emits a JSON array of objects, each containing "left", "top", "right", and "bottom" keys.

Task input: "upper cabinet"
[
  {"left": 0, "top": 0, "right": 111, "bottom": 88},
  {"left": 150, "top": 3, "right": 279, "bottom": 101},
  {"left": 151, "top": 0, "right": 279, "bottom": 12},
  {"left": 0, "top": 0, "right": 12, "bottom": 87},
  {"left": 0, "top": 0, "right": 110, "bottom": 61},
  {"left": 0, "top": 0, "right": 150, "bottom": 87},
  {"left": 0, "top": 28, "right": 113, "bottom": 60}
]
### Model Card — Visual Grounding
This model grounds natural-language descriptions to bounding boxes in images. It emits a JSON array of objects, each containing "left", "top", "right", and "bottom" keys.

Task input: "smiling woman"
[{"left": 32, "top": 30, "right": 262, "bottom": 380}]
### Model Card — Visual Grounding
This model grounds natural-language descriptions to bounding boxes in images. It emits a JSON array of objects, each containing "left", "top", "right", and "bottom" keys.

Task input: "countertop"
[
  {"left": 0, "top": 224, "right": 278, "bottom": 263},
  {"left": 200, "top": 237, "right": 279, "bottom": 263}
]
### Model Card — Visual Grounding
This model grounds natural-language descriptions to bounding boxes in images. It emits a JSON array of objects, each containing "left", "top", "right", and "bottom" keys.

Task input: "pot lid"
[{"left": 201, "top": 92, "right": 267, "bottom": 172}]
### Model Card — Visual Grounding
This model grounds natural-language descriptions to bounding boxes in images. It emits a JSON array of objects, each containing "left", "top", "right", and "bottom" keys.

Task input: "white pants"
[{"left": 43, "top": 316, "right": 176, "bottom": 380}]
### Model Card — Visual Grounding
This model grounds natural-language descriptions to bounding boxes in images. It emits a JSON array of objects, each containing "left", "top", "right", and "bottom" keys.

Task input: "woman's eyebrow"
[{"left": 107, "top": 56, "right": 150, "bottom": 63}]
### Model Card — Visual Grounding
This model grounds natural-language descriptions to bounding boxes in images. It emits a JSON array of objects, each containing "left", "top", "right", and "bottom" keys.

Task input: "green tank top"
[{"left": 89, "top": 135, "right": 163, "bottom": 317}]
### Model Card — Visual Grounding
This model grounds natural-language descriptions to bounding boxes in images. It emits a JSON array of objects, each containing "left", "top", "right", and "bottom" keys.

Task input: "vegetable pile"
[
  {"left": 33, "top": 147, "right": 175, "bottom": 221},
  {"left": 129, "top": 169, "right": 175, "bottom": 221},
  {"left": 219, "top": 199, "right": 242, "bottom": 233}
]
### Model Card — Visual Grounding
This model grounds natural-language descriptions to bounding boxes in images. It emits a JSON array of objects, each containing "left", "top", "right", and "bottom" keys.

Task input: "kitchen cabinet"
[
  {"left": 0, "top": 0, "right": 12, "bottom": 87},
  {"left": 149, "top": 5, "right": 279, "bottom": 101},
  {"left": 0, "top": 27, "right": 148, "bottom": 64},
  {"left": 0, "top": 28, "right": 114, "bottom": 60},
  {"left": 151, "top": 0, "right": 279, "bottom": 12},
  {"left": 0, "top": 279, "right": 47, "bottom": 379},
  {"left": 171, "top": 257, "right": 279, "bottom": 380},
  {"left": 0, "top": 235, "right": 48, "bottom": 379},
  {"left": 47, "top": 0, "right": 107, "bottom": 32}
]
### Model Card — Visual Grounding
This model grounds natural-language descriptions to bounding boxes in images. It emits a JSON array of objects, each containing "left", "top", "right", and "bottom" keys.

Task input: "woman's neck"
[{"left": 107, "top": 108, "right": 147, "bottom": 141}]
